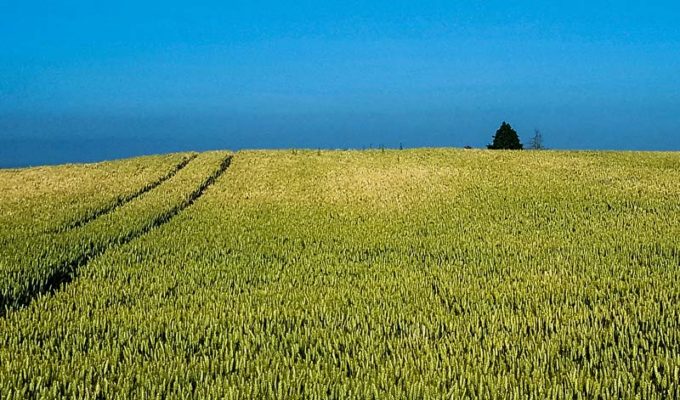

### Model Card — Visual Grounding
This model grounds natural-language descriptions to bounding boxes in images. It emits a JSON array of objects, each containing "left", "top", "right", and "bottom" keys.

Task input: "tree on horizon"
[
  {"left": 529, "top": 129, "right": 544, "bottom": 150},
  {"left": 488, "top": 122, "right": 523, "bottom": 150}
]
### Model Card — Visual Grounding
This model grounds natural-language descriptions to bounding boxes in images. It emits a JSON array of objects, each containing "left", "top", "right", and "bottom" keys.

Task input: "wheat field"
[{"left": 1, "top": 149, "right": 679, "bottom": 398}]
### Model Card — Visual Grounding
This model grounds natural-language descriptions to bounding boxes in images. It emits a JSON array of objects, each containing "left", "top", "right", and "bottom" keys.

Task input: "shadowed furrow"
[
  {"left": 0, "top": 152, "right": 232, "bottom": 317},
  {"left": 51, "top": 153, "right": 199, "bottom": 233}
]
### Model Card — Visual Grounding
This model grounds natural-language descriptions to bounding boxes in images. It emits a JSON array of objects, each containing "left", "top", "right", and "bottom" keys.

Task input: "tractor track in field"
[
  {"left": 1, "top": 155, "right": 232, "bottom": 318},
  {"left": 50, "top": 153, "right": 199, "bottom": 233}
]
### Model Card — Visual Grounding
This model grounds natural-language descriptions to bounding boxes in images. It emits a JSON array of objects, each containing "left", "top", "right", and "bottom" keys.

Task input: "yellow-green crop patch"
[
  {"left": 0, "top": 153, "right": 193, "bottom": 235},
  {"left": 0, "top": 151, "right": 231, "bottom": 313},
  {"left": 0, "top": 149, "right": 679, "bottom": 398}
]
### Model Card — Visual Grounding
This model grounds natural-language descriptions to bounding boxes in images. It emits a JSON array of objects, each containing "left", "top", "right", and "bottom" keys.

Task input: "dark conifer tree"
[{"left": 488, "top": 122, "right": 523, "bottom": 150}]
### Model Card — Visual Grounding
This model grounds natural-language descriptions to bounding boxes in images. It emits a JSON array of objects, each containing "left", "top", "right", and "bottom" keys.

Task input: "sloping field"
[
  {"left": 0, "top": 153, "right": 194, "bottom": 235},
  {"left": 0, "top": 151, "right": 231, "bottom": 313},
  {"left": 0, "top": 149, "right": 679, "bottom": 398}
]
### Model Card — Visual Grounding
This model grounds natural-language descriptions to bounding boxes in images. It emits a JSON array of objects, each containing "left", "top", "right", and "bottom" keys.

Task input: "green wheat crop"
[{"left": 0, "top": 149, "right": 678, "bottom": 399}]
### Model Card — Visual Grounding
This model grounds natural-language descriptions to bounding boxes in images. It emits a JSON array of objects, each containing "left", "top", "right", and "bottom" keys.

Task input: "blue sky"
[{"left": 1, "top": 1, "right": 679, "bottom": 165}]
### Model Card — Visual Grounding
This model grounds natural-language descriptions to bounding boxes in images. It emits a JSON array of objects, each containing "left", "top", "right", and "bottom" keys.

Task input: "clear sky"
[{"left": 1, "top": 1, "right": 679, "bottom": 166}]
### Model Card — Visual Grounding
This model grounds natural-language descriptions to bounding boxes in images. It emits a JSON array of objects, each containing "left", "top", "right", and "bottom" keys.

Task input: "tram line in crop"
[
  {"left": 0, "top": 154, "right": 232, "bottom": 318},
  {"left": 50, "top": 153, "right": 199, "bottom": 233}
]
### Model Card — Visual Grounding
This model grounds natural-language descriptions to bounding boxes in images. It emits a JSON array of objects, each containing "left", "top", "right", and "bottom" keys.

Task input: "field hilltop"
[{"left": 1, "top": 149, "right": 679, "bottom": 398}]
